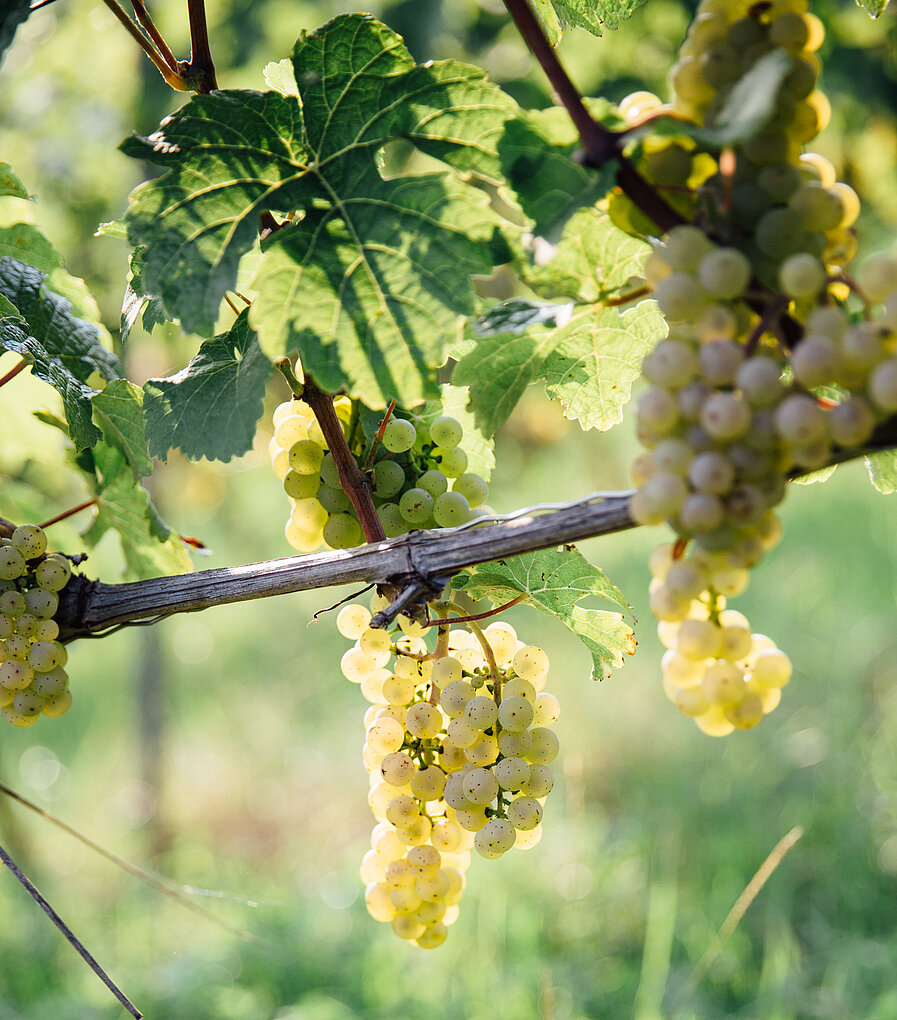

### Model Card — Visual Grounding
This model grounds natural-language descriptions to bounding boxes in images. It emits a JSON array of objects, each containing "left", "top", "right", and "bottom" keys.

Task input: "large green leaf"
[
  {"left": 0, "top": 315, "right": 100, "bottom": 449},
  {"left": 549, "top": 0, "right": 647, "bottom": 35},
  {"left": 454, "top": 547, "right": 635, "bottom": 680},
  {"left": 121, "top": 14, "right": 517, "bottom": 408},
  {"left": 83, "top": 444, "right": 192, "bottom": 580},
  {"left": 91, "top": 380, "right": 153, "bottom": 479},
  {"left": 540, "top": 300, "right": 665, "bottom": 431},
  {"left": 0, "top": 257, "right": 122, "bottom": 383},
  {"left": 0, "top": 224, "right": 61, "bottom": 274},
  {"left": 143, "top": 309, "right": 271, "bottom": 463},
  {"left": 865, "top": 451, "right": 897, "bottom": 493}
]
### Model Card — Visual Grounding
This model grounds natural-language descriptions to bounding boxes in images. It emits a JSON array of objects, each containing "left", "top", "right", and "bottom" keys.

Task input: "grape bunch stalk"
[
  {"left": 0, "top": 524, "right": 73, "bottom": 727},
  {"left": 337, "top": 595, "right": 559, "bottom": 948},
  {"left": 268, "top": 389, "right": 491, "bottom": 552},
  {"left": 624, "top": 0, "right": 897, "bottom": 735}
]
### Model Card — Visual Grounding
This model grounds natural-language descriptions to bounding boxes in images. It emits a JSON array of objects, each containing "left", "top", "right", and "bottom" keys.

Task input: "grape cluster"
[
  {"left": 269, "top": 397, "right": 490, "bottom": 552},
  {"left": 0, "top": 525, "right": 72, "bottom": 727},
  {"left": 337, "top": 596, "right": 559, "bottom": 947},
  {"left": 621, "top": 0, "right": 897, "bottom": 735}
]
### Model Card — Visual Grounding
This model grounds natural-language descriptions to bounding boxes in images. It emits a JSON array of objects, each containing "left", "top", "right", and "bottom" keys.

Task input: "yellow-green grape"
[
  {"left": 323, "top": 513, "right": 362, "bottom": 550},
  {"left": 474, "top": 818, "right": 515, "bottom": 859},
  {"left": 451, "top": 473, "right": 488, "bottom": 508},
  {"left": 373, "top": 460, "right": 405, "bottom": 499},
  {"left": 11, "top": 525, "right": 47, "bottom": 560},
  {"left": 2, "top": 705, "right": 38, "bottom": 728},
  {"left": 288, "top": 439, "right": 325, "bottom": 474},
  {"left": 283, "top": 469, "right": 321, "bottom": 500},
  {"left": 34, "top": 555, "right": 71, "bottom": 592},
  {"left": 382, "top": 419, "right": 417, "bottom": 453},
  {"left": 24, "top": 588, "right": 57, "bottom": 620},
  {"left": 274, "top": 414, "right": 309, "bottom": 449},
  {"left": 398, "top": 489, "right": 433, "bottom": 525},
  {"left": 432, "top": 491, "right": 470, "bottom": 527},
  {"left": 0, "top": 546, "right": 26, "bottom": 581},
  {"left": 428, "top": 417, "right": 463, "bottom": 450},
  {"left": 435, "top": 447, "right": 467, "bottom": 478}
]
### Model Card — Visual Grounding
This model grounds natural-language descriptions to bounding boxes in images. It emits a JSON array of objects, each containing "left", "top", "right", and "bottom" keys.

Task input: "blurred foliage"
[{"left": 1, "top": 0, "right": 897, "bottom": 1018}]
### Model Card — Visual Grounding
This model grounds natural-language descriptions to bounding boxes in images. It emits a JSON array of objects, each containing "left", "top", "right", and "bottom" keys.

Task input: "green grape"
[
  {"left": 474, "top": 818, "right": 515, "bottom": 859},
  {"left": 291, "top": 497, "right": 328, "bottom": 532},
  {"left": 274, "top": 414, "right": 309, "bottom": 448},
  {"left": 323, "top": 513, "right": 362, "bottom": 549},
  {"left": 0, "top": 659, "right": 33, "bottom": 690},
  {"left": 317, "top": 484, "right": 352, "bottom": 514},
  {"left": 0, "top": 591, "right": 26, "bottom": 617},
  {"left": 14, "top": 614, "right": 40, "bottom": 640},
  {"left": 376, "top": 503, "right": 406, "bottom": 538},
  {"left": 41, "top": 690, "right": 72, "bottom": 718},
  {"left": 428, "top": 417, "right": 463, "bottom": 450},
  {"left": 697, "top": 248, "right": 751, "bottom": 300},
  {"left": 4, "top": 634, "right": 29, "bottom": 660},
  {"left": 34, "top": 555, "right": 72, "bottom": 592},
  {"left": 283, "top": 469, "right": 321, "bottom": 500},
  {"left": 13, "top": 690, "right": 43, "bottom": 717},
  {"left": 382, "top": 419, "right": 417, "bottom": 453},
  {"left": 433, "top": 491, "right": 470, "bottom": 528},
  {"left": 507, "top": 796, "right": 542, "bottom": 831},
  {"left": 0, "top": 615, "right": 12, "bottom": 641},
  {"left": 754, "top": 208, "right": 808, "bottom": 258},
  {"left": 11, "top": 525, "right": 47, "bottom": 560},
  {"left": 320, "top": 454, "right": 341, "bottom": 488},
  {"left": 398, "top": 488, "right": 434, "bottom": 525},
  {"left": 451, "top": 473, "right": 488, "bottom": 508},
  {"left": 373, "top": 460, "right": 405, "bottom": 499},
  {"left": 2, "top": 705, "right": 38, "bottom": 728},
  {"left": 24, "top": 588, "right": 58, "bottom": 620},
  {"left": 643, "top": 143, "right": 694, "bottom": 186},
  {"left": 288, "top": 439, "right": 326, "bottom": 474},
  {"left": 779, "top": 253, "right": 826, "bottom": 298},
  {"left": 27, "top": 640, "right": 62, "bottom": 672},
  {"left": 434, "top": 447, "right": 467, "bottom": 478},
  {"left": 0, "top": 546, "right": 25, "bottom": 581},
  {"left": 30, "top": 665, "right": 68, "bottom": 698},
  {"left": 417, "top": 470, "right": 448, "bottom": 498}
]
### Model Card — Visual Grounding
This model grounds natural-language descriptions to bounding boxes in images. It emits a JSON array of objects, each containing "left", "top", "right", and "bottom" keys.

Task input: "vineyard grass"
[{"left": 0, "top": 403, "right": 896, "bottom": 1019}]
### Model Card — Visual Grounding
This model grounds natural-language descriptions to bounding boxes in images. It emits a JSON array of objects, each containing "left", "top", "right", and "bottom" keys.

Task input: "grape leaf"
[
  {"left": 453, "top": 321, "right": 571, "bottom": 436},
  {"left": 0, "top": 224, "right": 61, "bottom": 275},
  {"left": 83, "top": 444, "right": 192, "bottom": 580},
  {"left": 121, "top": 14, "right": 517, "bottom": 408},
  {"left": 0, "top": 257, "right": 122, "bottom": 383},
  {"left": 529, "top": 0, "right": 562, "bottom": 46},
  {"left": 0, "top": 0, "right": 30, "bottom": 64},
  {"left": 539, "top": 300, "right": 665, "bottom": 431},
  {"left": 526, "top": 207, "right": 651, "bottom": 302},
  {"left": 143, "top": 309, "right": 271, "bottom": 463},
  {"left": 0, "top": 162, "right": 28, "bottom": 199},
  {"left": 454, "top": 547, "right": 636, "bottom": 680},
  {"left": 498, "top": 111, "right": 613, "bottom": 238},
  {"left": 549, "top": 0, "right": 646, "bottom": 35},
  {"left": 865, "top": 451, "right": 897, "bottom": 493},
  {"left": 0, "top": 315, "right": 100, "bottom": 449},
  {"left": 91, "top": 380, "right": 153, "bottom": 479}
]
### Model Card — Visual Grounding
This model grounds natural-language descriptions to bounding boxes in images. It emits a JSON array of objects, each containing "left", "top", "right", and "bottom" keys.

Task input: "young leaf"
[
  {"left": 539, "top": 300, "right": 665, "bottom": 431},
  {"left": 91, "top": 380, "right": 153, "bottom": 479},
  {"left": 143, "top": 309, "right": 271, "bottom": 463},
  {"left": 83, "top": 444, "right": 192, "bottom": 580},
  {"left": 454, "top": 547, "right": 636, "bottom": 680},
  {"left": 121, "top": 14, "right": 516, "bottom": 408},
  {"left": 865, "top": 451, "right": 897, "bottom": 493}
]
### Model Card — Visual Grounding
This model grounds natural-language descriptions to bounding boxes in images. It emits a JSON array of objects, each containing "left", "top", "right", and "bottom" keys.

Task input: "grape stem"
[
  {"left": 362, "top": 400, "right": 397, "bottom": 472},
  {"left": 37, "top": 497, "right": 98, "bottom": 531},
  {"left": 301, "top": 378, "right": 386, "bottom": 545},
  {"left": 423, "top": 593, "right": 527, "bottom": 628},
  {"left": 501, "top": 0, "right": 684, "bottom": 232},
  {"left": 100, "top": 0, "right": 187, "bottom": 90},
  {"left": 744, "top": 293, "right": 790, "bottom": 356},
  {"left": 0, "top": 357, "right": 28, "bottom": 389}
]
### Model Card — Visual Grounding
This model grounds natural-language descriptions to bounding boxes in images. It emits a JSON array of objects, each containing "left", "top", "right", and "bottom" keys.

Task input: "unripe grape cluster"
[
  {"left": 338, "top": 595, "right": 559, "bottom": 947},
  {"left": 0, "top": 525, "right": 73, "bottom": 727},
  {"left": 269, "top": 395, "right": 490, "bottom": 552},
  {"left": 623, "top": 2, "right": 897, "bottom": 733}
]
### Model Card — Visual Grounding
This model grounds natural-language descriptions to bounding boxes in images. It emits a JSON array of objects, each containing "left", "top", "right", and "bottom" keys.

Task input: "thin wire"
[{"left": 451, "top": 489, "right": 635, "bottom": 533}]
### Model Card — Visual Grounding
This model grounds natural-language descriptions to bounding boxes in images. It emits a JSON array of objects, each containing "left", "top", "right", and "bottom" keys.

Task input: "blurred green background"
[{"left": 2, "top": 0, "right": 897, "bottom": 1017}]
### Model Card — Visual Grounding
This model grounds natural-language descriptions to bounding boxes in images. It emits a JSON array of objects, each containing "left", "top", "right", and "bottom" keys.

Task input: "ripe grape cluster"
[
  {"left": 0, "top": 525, "right": 72, "bottom": 727},
  {"left": 624, "top": 2, "right": 897, "bottom": 733},
  {"left": 269, "top": 396, "right": 490, "bottom": 552},
  {"left": 338, "top": 596, "right": 559, "bottom": 947}
]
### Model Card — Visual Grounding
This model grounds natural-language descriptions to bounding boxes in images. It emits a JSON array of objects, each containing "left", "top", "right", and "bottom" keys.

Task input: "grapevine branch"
[
  {"left": 52, "top": 411, "right": 897, "bottom": 642},
  {"left": 501, "top": 0, "right": 684, "bottom": 232}
]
